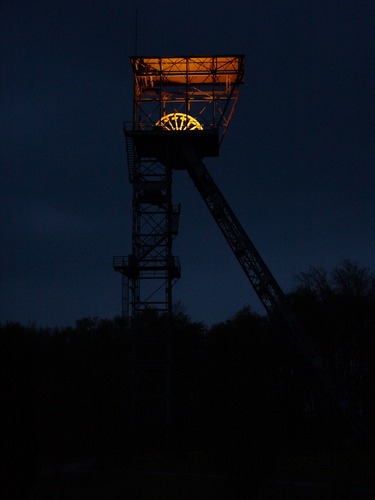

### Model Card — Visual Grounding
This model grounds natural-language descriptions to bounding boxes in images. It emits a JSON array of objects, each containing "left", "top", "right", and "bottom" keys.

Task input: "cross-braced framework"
[
  {"left": 114, "top": 55, "right": 244, "bottom": 319},
  {"left": 113, "top": 129, "right": 180, "bottom": 449},
  {"left": 113, "top": 154, "right": 180, "bottom": 319},
  {"left": 113, "top": 55, "right": 245, "bottom": 450},
  {"left": 113, "top": 53, "right": 362, "bottom": 450},
  {"left": 131, "top": 55, "right": 244, "bottom": 143}
]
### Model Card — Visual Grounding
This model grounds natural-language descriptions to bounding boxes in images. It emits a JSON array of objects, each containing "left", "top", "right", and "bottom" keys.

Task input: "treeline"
[{"left": 2, "top": 261, "right": 374, "bottom": 473}]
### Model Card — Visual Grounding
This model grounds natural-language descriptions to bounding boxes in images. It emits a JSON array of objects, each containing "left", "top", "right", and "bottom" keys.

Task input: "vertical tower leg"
[{"left": 114, "top": 140, "right": 180, "bottom": 451}]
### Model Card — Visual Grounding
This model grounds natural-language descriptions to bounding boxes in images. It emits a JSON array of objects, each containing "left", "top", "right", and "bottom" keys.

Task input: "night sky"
[{"left": 1, "top": 0, "right": 374, "bottom": 327}]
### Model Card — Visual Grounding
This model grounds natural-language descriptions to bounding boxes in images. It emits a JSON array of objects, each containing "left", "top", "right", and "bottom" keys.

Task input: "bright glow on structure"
[
  {"left": 129, "top": 55, "right": 244, "bottom": 142},
  {"left": 132, "top": 56, "right": 244, "bottom": 88},
  {"left": 156, "top": 113, "right": 203, "bottom": 131}
]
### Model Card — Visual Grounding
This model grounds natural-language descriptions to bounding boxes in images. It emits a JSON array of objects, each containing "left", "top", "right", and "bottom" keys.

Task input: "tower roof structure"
[
  {"left": 130, "top": 55, "right": 245, "bottom": 140},
  {"left": 130, "top": 55, "right": 244, "bottom": 88},
  {"left": 127, "top": 54, "right": 245, "bottom": 167}
]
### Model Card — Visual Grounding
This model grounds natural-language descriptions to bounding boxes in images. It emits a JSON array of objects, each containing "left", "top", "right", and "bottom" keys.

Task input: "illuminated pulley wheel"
[{"left": 156, "top": 113, "right": 203, "bottom": 131}]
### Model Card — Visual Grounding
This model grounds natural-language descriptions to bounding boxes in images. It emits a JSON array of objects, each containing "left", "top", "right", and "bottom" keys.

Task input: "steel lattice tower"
[
  {"left": 114, "top": 138, "right": 181, "bottom": 319},
  {"left": 113, "top": 56, "right": 244, "bottom": 449},
  {"left": 114, "top": 55, "right": 244, "bottom": 319},
  {"left": 114, "top": 56, "right": 362, "bottom": 450},
  {"left": 113, "top": 55, "right": 362, "bottom": 447}
]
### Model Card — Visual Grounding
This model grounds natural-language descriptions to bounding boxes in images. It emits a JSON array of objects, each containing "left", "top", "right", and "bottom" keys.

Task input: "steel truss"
[
  {"left": 114, "top": 55, "right": 244, "bottom": 320},
  {"left": 182, "top": 146, "right": 360, "bottom": 440},
  {"left": 113, "top": 53, "right": 362, "bottom": 450},
  {"left": 113, "top": 55, "right": 245, "bottom": 450},
  {"left": 113, "top": 143, "right": 180, "bottom": 319},
  {"left": 130, "top": 55, "right": 244, "bottom": 142},
  {"left": 113, "top": 133, "right": 180, "bottom": 450}
]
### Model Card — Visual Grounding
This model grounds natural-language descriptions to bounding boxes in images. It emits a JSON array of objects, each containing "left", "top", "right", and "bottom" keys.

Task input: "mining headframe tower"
[{"left": 113, "top": 54, "right": 362, "bottom": 449}]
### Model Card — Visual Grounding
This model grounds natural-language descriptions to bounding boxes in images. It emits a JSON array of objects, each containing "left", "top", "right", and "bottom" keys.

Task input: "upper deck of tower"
[
  {"left": 129, "top": 55, "right": 244, "bottom": 137},
  {"left": 130, "top": 55, "right": 244, "bottom": 89},
  {"left": 126, "top": 55, "right": 245, "bottom": 167}
]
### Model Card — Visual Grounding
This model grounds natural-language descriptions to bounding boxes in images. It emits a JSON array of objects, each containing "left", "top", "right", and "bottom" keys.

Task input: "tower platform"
[{"left": 125, "top": 127, "right": 219, "bottom": 169}]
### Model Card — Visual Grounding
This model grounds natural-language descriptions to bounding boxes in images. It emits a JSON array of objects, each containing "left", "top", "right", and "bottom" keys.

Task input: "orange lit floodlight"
[{"left": 129, "top": 55, "right": 244, "bottom": 142}]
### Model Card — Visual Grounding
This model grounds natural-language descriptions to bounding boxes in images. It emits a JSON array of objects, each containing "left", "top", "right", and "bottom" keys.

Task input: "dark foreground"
[{"left": 35, "top": 450, "right": 374, "bottom": 499}]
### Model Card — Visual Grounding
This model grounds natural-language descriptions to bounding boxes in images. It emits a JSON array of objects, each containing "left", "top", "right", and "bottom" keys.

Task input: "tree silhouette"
[{"left": 1, "top": 260, "right": 373, "bottom": 496}]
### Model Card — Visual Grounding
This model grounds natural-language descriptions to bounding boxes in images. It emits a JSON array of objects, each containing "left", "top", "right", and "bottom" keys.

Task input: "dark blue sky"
[{"left": 1, "top": 0, "right": 374, "bottom": 326}]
